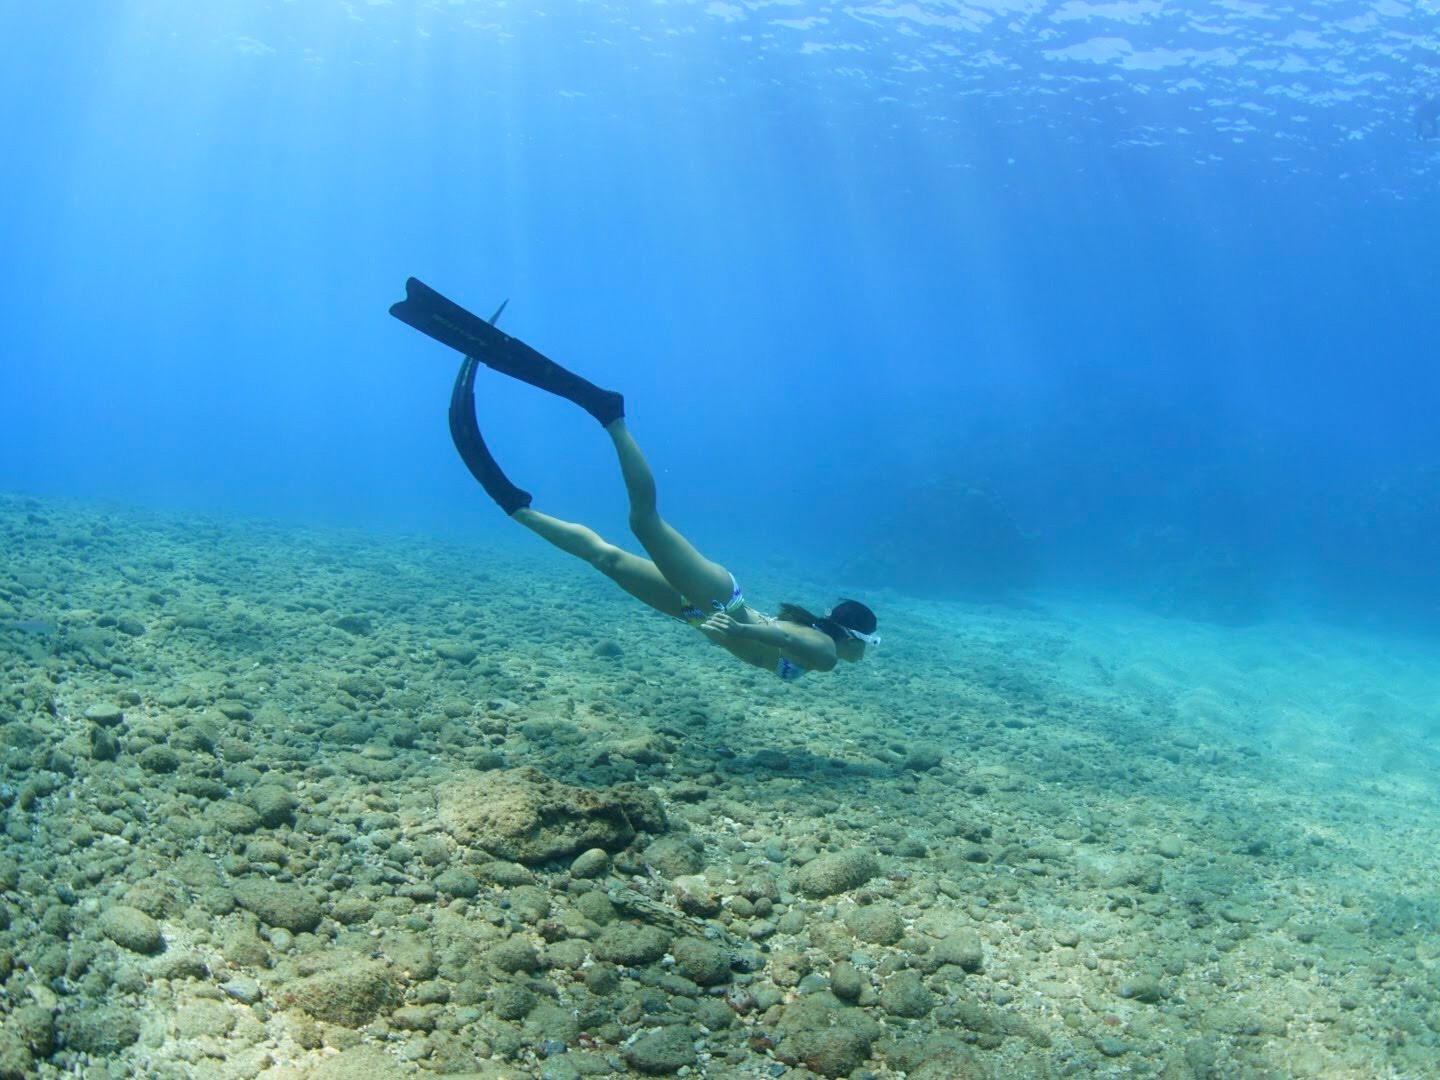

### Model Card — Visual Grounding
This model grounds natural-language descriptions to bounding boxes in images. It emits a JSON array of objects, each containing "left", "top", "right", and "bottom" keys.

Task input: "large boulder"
[{"left": 436, "top": 767, "right": 665, "bottom": 865}]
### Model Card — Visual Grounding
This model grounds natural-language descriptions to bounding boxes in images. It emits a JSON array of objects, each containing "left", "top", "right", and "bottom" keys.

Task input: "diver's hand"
[{"left": 700, "top": 612, "right": 747, "bottom": 641}]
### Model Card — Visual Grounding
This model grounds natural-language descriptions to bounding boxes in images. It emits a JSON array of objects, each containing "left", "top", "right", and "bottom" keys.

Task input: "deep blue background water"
[{"left": 4, "top": 1, "right": 1439, "bottom": 628}]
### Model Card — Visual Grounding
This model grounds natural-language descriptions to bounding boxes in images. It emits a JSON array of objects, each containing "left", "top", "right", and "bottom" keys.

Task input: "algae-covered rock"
[
  {"left": 775, "top": 994, "right": 882, "bottom": 1078},
  {"left": 829, "top": 961, "right": 864, "bottom": 1002},
  {"left": 933, "top": 927, "right": 984, "bottom": 973},
  {"left": 594, "top": 923, "right": 671, "bottom": 966},
  {"left": 303, "top": 1045, "right": 414, "bottom": 1079},
  {"left": 211, "top": 802, "right": 263, "bottom": 835},
  {"left": 98, "top": 904, "right": 165, "bottom": 955},
  {"left": 845, "top": 903, "right": 905, "bottom": 945},
  {"left": 435, "top": 642, "right": 478, "bottom": 664},
  {"left": 1119, "top": 972, "right": 1165, "bottom": 1003},
  {"left": 249, "top": 783, "right": 297, "bottom": 827},
  {"left": 56, "top": 1006, "right": 141, "bottom": 1055},
  {"left": 670, "top": 874, "right": 721, "bottom": 917},
  {"left": 672, "top": 937, "right": 732, "bottom": 986},
  {"left": 83, "top": 703, "right": 124, "bottom": 727},
  {"left": 331, "top": 897, "right": 376, "bottom": 925},
  {"left": 434, "top": 868, "right": 480, "bottom": 897},
  {"left": 880, "top": 970, "right": 935, "bottom": 1017},
  {"left": 643, "top": 836, "right": 703, "bottom": 879},
  {"left": 174, "top": 999, "right": 236, "bottom": 1039},
  {"left": 289, "top": 959, "right": 397, "bottom": 1026},
  {"left": 2, "top": 1004, "right": 55, "bottom": 1060},
  {"left": 488, "top": 937, "right": 541, "bottom": 974},
  {"left": 0, "top": 1028, "right": 33, "bottom": 1080},
  {"left": 570, "top": 848, "right": 610, "bottom": 879},
  {"left": 139, "top": 744, "right": 181, "bottom": 773},
  {"left": 337, "top": 673, "right": 385, "bottom": 700},
  {"left": 331, "top": 614, "right": 373, "bottom": 636},
  {"left": 622, "top": 1026, "right": 699, "bottom": 1075},
  {"left": 437, "top": 767, "right": 666, "bottom": 865},
  {"left": 903, "top": 743, "right": 944, "bottom": 771},
  {"left": 232, "top": 879, "right": 323, "bottom": 933},
  {"left": 792, "top": 850, "right": 879, "bottom": 898}
]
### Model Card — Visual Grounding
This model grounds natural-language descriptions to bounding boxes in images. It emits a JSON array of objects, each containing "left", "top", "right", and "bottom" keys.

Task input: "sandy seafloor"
[{"left": 1, "top": 493, "right": 1438, "bottom": 1080}]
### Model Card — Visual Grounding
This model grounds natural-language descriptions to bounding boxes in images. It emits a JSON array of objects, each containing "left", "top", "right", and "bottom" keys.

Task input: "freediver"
[{"left": 390, "top": 279, "right": 880, "bottom": 682}]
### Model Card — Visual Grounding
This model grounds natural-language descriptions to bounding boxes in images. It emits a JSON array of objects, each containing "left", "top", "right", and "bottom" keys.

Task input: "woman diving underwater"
[{"left": 390, "top": 279, "right": 879, "bottom": 681}]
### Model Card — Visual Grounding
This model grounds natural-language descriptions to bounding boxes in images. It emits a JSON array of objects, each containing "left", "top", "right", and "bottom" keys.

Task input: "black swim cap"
[{"left": 828, "top": 599, "right": 877, "bottom": 635}]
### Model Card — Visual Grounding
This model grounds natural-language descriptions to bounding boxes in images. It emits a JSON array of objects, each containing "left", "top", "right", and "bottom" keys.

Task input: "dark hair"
[{"left": 776, "top": 598, "right": 877, "bottom": 644}]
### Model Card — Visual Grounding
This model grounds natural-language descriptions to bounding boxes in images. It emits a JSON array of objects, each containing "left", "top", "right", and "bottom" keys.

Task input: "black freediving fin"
[
  {"left": 390, "top": 277, "right": 623, "bottom": 426},
  {"left": 448, "top": 355, "right": 532, "bottom": 515},
  {"left": 389, "top": 277, "right": 511, "bottom": 359}
]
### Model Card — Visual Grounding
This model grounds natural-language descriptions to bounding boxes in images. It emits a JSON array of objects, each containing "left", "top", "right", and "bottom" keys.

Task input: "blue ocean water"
[
  {"left": 2, "top": 0, "right": 1439, "bottom": 629},
  {"left": 7, "top": 9, "right": 1440, "bottom": 1077}
]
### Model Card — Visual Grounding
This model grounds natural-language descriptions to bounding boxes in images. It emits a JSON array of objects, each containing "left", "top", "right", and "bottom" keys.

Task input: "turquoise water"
[{"left": 2, "top": 3, "right": 1439, "bottom": 1078}]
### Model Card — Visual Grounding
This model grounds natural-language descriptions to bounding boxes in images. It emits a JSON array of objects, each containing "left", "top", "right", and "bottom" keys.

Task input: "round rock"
[
  {"left": 570, "top": 848, "right": 610, "bottom": 879},
  {"left": 231, "top": 880, "right": 322, "bottom": 933},
  {"left": 880, "top": 970, "right": 934, "bottom": 1017},
  {"left": 98, "top": 905, "right": 165, "bottom": 955},
  {"left": 643, "top": 837, "right": 703, "bottom": 879},
  {"left": 434, "top": 868, "right": 480, "bottom": 898},
  {"left": 595, "top": 924, "right": 670, "bottom": 966},
  {"left": 249, "top": 784, "right": 297, "bottom": 828},
  {"left": 792, "top": 850, "right": 879, "bottom": 899},
  {"left": 845, "top": 904, "right": 905, "bottom": 945},
  {"left": 139, "top": 745, "right": 181, "bottom": 774},
  {"left": 933, "top": 928, "right": 984, "bottom": 973},
  {"left": 672, "top": 938, "right": 731, "bottom": 987},
  {"left": 84, "top": 704, "right": 124, "bottom": 727},
  {"left": 622, "top": 1026, "right": 699, "bottom": 1075}
]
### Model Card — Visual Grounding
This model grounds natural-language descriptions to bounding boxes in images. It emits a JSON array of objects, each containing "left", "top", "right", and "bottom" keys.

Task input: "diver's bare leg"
[
  {"left": 514, "top": 507, "right": 687, "bottom": 617},
  {"left": 604, "top": 419, "right": 734, "bottom": 606}
]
